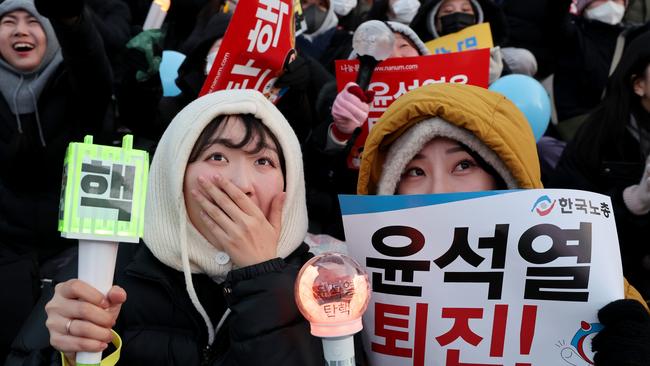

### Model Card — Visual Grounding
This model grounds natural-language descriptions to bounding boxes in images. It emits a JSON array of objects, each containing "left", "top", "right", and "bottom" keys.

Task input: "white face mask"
[
  {"left": 390, "top": 0, "right": 420, "bottom": 24},
  {"left": 205, "top": 50, "right": 218, "bottom": 75},
  {"left": 584, "top": 1, "right": 626, "bottom": 25},
  {"left": 331, "top": 0, "right": 357, "bottom": 16}
]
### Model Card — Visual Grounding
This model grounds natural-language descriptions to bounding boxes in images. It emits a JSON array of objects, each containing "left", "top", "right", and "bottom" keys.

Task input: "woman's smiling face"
[{"left": 396, "top": 137, "right": 497, "bottom": 195}]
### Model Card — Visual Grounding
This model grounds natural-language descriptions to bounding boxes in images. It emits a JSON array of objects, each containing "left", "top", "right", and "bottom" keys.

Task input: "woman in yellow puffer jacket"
[{"left": 356, "top": 83, "right": 649, "bottom": 365}]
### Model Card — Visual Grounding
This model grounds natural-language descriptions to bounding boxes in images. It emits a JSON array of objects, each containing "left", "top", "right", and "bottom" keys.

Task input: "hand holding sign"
[
  {"left": 592, "top": 299, "right": 650, "bottom": 365},
  {"left": 331, "top": 82, "right": 373, "bottom": 137}
]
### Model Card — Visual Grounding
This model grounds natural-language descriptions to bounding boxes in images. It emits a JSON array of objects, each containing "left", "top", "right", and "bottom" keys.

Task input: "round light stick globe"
[
  {"left": 352, "top": 20, "right": 395, "bottom": 61},
  {"left": 352, "top": 20, "right": 395, "bottom": 90},
  {"left": 295, "top": 252, "right": 370, "bottom": 365}
]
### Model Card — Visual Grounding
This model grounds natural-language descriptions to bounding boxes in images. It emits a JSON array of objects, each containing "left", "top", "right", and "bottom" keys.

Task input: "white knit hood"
[{"left": 143, "top": 89, "right": 308, "bottom": 344}]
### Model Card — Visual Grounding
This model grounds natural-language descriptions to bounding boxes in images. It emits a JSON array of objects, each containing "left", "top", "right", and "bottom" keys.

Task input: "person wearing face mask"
[
  {"left": 410, "top": 0, "right": 539, "bottom": 84},
  {"left": 358, "top": 82, "right": 650, "bottom": 366},
  {"left": 295, "top": 0, "right": 340, "bottom": 60},
  {"left": 552, "top": 0, "right": 650, "bottom": 138},
  {"left": 364, "top": 0, "right": 421, "bottom": 24},
  {"left": 550, "top": 30, "right": 650, "bottom": 302},
  {"left": 303, "top": 21, "right": 428, "bottom": 240}
]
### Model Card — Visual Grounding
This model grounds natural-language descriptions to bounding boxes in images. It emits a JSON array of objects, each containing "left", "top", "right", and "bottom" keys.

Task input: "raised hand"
[{"left": 192, "top": 174, "right": 285, "bottom": 267}]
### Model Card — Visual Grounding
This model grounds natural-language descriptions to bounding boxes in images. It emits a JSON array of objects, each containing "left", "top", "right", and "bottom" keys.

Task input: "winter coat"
[
  {"left": 551, "top": 104, "right": 650, "bottom": 300},
  {"left": 0, "top": 8, "right": 112, "bottom": 261},
  {"left": 552, "top": 0, "right": 650, "bottom": 123},
  {"left": 5, "top": 243, "right": 326, "bottom": 366},
  {"left": 356, "top": 82, "right": 647, "bottom": 305},
  {"left": 0, "top": 6, "right": 112, "bottom": 361},
  {"left": 500, "top": 0, "right": 567, "bottom": 79},
  {"left": 86, "top": 0, "right": 132, "bottom": 64}
]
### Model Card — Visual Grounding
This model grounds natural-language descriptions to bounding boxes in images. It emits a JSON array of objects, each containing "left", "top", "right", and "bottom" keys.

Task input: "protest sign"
[
  {"left": 340, "top": 189, "right": 623, "bottom": 366},
  {"left": 425, "top": 23, "right": 493, "bottom": 55},
  {"left": 200, "top": 0, "right": 295, "bottom": 101},
  {"left": 335, "top": 49, "right": 489, "bottom": 169}
]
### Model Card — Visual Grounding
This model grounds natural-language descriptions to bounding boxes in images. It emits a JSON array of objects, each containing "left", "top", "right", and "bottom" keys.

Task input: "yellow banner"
[{"left": 425, "top": 22, "right": 493, "bottom": 55}]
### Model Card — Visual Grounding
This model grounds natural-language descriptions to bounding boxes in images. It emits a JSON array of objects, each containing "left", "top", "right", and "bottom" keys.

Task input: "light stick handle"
[
  {"left": 143, "top": 1, "right": 168, "bottom": 30},
  {"left": 322, "top": 335, "right": 355, "bottom": 366},
  {"left": 75, "top": 240, "right": 119, "bottom": 366}
]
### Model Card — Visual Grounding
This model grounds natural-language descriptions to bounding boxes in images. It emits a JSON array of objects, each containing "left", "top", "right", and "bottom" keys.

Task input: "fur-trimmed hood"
[{"left": 357, "top": 83, "right": 542, "bottom": 195}]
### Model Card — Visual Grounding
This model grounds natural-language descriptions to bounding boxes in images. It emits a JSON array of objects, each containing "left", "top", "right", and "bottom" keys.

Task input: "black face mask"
[
  {"left": 303, "top": 5, "right": 327, "bottom": 34},
  {"left": 439, "top": 12, "right": 476, "bottom": 36}
]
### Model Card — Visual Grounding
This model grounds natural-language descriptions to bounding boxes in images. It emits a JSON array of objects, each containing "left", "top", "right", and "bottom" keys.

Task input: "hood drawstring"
[
  {"left": 179, "top": 199, "right": 217, "bottom": 346},
  {"left": 12, "top": 75, "right": 24, "bottom": 134},
  {"left": 26, "top": 83, "right": 46, "bottom": 147},
  {"left": 10, "top": 74, "right": 47, "bottom": 147}
]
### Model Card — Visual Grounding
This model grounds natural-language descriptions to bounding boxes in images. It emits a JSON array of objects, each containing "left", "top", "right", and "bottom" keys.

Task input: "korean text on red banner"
[
  {"left": 334, "top": 49, "right": 489, "bottom": 169},
  {"left": 200, "top": 0, "right": 295, "bottom": 100}
]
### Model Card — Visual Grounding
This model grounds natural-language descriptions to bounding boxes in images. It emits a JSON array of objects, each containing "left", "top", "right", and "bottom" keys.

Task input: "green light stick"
[{"left": 59, "top": 135, "right": 148, "bottom": 366}]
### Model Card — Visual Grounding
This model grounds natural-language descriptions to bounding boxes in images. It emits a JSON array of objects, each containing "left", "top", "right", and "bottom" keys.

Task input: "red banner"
[
  {"left": 200, "top": 0, "right": 295, "bottom": 101},
  {"left": 334, "top": 48, "right": 490, "bottom": 169}
]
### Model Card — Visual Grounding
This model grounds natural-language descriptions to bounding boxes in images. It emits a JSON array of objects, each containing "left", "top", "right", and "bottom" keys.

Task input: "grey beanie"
[{"left": 377, "top": 117, "right": 517, "bottom": 195}]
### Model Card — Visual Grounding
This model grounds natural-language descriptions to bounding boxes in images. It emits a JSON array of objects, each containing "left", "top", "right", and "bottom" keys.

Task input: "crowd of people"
[{"left": 0, "top": 0, "right": 648, "bottom": 364}]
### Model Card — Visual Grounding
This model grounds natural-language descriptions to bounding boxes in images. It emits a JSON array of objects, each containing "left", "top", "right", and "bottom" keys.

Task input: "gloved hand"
[
  {"left": 488, "top": 46, "right": 504, "bottom": 85},
  {"left": 592, "top": 299, "right": 650, "bottom": 366},
  {"left": 35, "top": 0, "right": 84, "bottom": 19},
  {"left": 125, "top": 28, "right": 166, "bottom": 83},
  {"left": 331, "top": 82, "right": 374, "bottom": 135},
  {"left": 623, "top": 155, "right": 650, "bottom": 215}
]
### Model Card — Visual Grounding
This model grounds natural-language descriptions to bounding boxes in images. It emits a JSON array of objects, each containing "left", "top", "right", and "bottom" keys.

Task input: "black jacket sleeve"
[
  {"left": 50, "top": 7, "right": 113, "bottom": 138},
  {"left": 220, "top": 244, "right": 325, "bottom": 366}
]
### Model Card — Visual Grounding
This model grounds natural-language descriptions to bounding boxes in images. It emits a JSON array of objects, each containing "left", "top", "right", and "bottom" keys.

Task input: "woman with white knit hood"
[{"left": 43, "top": 90, "right": 326, "bottom": 365}]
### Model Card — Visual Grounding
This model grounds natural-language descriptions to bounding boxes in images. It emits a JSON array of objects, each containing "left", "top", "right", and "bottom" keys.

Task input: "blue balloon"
[
  {"left": 159, "top": 50, "right": 186, "bottom": 97},
  {"left": 488, "top": 74, "right": 551, "bottom": 142}
]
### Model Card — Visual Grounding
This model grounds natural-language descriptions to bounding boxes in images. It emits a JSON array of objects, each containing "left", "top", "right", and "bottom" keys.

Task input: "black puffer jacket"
[{"left": 6, "top": 243, "right": 327, "bottom": 366}]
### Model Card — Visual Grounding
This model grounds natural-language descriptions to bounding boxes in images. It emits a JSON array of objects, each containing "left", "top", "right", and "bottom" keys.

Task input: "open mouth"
[{"left": 13, "top": 42, "right": 35, "bottom": 52}]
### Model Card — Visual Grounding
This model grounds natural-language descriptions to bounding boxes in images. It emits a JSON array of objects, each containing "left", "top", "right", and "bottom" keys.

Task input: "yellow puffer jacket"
[{"left": 357, "top": 83, "right": 648, "bottom": 309}]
